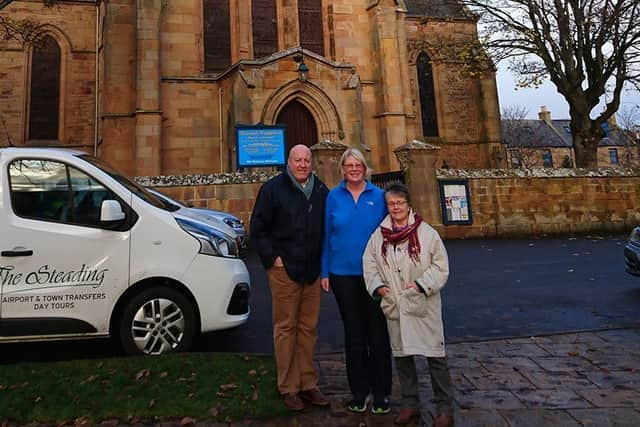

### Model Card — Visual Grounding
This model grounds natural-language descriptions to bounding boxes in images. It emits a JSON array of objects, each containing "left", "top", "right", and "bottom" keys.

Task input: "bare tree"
[
  {"left": 0, "top": 1, "right": 55, "bottom": 45},
  {"left": 507, "top": 147, "right": 548, "bottom": 168},
  {"left": 501, "top": 105, "right": 538, "bottom": 168},
  {"left": 617, "top": 104, "right": 640, "bottom": 132},
  {"left": 463, "top": 0, "right": 640, "bottom": 167}
]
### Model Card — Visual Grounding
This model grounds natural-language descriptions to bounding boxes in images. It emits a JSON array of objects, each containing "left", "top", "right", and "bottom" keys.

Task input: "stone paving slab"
[
  {"left": 451, "top": 370, "right": 477, "bottom": 392},
  {"left": 582, "top": 370, "right": 640, "bottom": 389},
  {"left": 510, "top": 388, "right": 592, "bottom": 409},
  {"left": 494, "top": 343, "right": 551, "bottom": 358},
  {"left": 534, "top": 342, "right": 599, "bottom": 357},
  {"left": 463, "top": 370, "right": 534, "bottom": 390},
  {"left": 531, "top": 331, "right": 610, "bottom": 345},
  {"left": 499, "top": 409, "right": 582, "bottom": 426},
  {"left": 453, "top": 409, "right": 509, "bottom": 427},
  {"left": 476, "top": 356, "right": 543, "bottom": 372},
  {"left": 518, "top": 369, "right": 598, "bottom": 389},
  {"left": 577, "top": 388, "right": 640, "bottom": 407},
  {"left": 597, "top": 329, "right": 640, "bottom": 344},
  {"left": 530, "top": 356, "right": 598, "bottom": 372},
  {"left": 568, "top": 408, "right": 640, "bottom": 426},
  {"left": 586, "top": 354, "right": 640, "bottom": 371},
  {"left": 568, "top": 408, "right": 640, "bottom": 427},
  {"left": 455, "top": 389, "right": 523, "bottom": 410}
]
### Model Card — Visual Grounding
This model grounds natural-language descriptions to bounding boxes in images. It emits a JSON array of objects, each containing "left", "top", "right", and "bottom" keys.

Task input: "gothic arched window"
[
  {"left": 298, "top": 0, "right": 324, "bottom": 55},
  {"left": 203, "top": 0, "right": 231, "bottom": 72},
  {"left": 417, "top": 51, "right": 439, "bottom": 137},
  {"left": 28, "top": 35, "right": 61, "bottom": 140},
  {"left": 252, "top": 0, "right": 278, "bottom": 58}
]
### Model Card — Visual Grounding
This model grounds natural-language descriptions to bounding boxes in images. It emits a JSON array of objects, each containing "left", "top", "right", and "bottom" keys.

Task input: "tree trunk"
[{"left": 571, "top": 118, "right": 602, "bottom": 168}]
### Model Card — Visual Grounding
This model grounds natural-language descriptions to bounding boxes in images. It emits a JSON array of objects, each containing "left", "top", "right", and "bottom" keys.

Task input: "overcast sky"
[{"left": 496, "top": 65, "right": 640, "bottom": 122}]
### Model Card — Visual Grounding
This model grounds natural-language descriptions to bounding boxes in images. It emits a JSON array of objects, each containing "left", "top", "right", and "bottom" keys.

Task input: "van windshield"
[{"left": 78, "top": 154, "right": 180, "bottom": 212}]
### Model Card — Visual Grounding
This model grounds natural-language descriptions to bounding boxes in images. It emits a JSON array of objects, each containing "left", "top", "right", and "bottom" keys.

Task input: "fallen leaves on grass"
[
  {"left": 135, "top": 369, "right": 150, "bottom": 381},
  {"left": 219, "top": 383, "right": 238, "bottom": 391},
  {"left": 208, "top": 403, "right": 225, "bottom": 417},
  {"left": 81, "top": 375, "right": 98, "bottom": 385}
]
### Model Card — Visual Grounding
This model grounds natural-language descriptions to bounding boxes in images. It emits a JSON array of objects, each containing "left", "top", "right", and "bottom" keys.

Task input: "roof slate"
[
  {"left": 502, "top": 119, "right": 635, "bottom": 148},
  {"left": 405, "top": 0, "right": 470, "bottom": 19}
]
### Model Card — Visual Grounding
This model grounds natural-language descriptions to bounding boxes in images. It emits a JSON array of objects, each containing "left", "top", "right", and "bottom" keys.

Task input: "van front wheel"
[{"left": 119, "top": 287, "right": 196, "bottom": 355}]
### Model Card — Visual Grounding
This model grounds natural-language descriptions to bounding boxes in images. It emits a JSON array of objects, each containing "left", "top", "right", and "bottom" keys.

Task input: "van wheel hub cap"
[{"left": 131, "top": 298, "right": 185, "bottom": 355}]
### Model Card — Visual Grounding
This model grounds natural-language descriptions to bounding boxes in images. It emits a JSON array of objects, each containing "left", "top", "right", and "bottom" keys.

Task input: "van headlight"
[
  {"left": 223, "top": 216, "right": 244, "bottom": 229},
  {"left": 176, "top": 217, "right": 239, "bottom": 258},
  {"left": 630, "top": 227, "right": 640, "bottom": 244}
]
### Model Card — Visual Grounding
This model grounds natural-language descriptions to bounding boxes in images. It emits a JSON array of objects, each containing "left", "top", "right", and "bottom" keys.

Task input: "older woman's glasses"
[{"left": 386, "top": 201, "right": 408, "bottom": 208}]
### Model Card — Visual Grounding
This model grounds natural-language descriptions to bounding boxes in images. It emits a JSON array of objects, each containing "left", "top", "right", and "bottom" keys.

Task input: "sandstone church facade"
[{"left": 0, "top": 0, "right": 502, "bottom": 178}]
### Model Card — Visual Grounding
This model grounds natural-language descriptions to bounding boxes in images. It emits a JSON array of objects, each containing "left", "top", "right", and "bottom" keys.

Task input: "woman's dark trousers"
[{"left": 330, "top": 274, "right": 392, "bottom": 399}]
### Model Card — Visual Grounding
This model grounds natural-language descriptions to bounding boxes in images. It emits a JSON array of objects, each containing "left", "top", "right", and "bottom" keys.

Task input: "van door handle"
[{"left": 1, "top": 249, "right": 34, "bottom": 257}]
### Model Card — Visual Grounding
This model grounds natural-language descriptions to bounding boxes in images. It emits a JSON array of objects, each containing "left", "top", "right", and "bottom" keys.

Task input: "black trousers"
[{"left": 330, "top": 274, "right": 392, "bottom": 398}]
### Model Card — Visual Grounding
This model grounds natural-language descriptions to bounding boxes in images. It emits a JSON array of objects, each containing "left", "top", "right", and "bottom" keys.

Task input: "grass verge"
[{"left": 0, "top": 352, "right": 290, "bottom": 424}]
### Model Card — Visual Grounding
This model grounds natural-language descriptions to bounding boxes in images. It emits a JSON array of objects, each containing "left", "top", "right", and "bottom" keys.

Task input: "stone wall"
[
  {"left": 135, "top": 166, "right": 640, "bottom": 242},
  {"left": 435, "top": 168, "right": 640, "bottom": 239},
  {"left": 137, "top": 171, "right": 277, "bottom": 228}
]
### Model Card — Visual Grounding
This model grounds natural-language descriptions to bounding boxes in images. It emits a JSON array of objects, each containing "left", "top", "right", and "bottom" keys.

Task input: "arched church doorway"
[{"left": 276, "top": 100, "right": 318, "bottom": 158}]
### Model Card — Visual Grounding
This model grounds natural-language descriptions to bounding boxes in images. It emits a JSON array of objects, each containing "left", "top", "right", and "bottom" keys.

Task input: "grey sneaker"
[
  {"left": 347, "top": 393, "right": 372, "bottom": 413},
  {"left": 372, "top": 396, "right": 390, "bottom": 414}
]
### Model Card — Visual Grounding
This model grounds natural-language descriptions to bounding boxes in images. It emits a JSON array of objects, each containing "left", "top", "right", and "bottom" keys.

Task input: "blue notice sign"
[{"left": 236, "top": 125, "right": 286, "bottom": 167}]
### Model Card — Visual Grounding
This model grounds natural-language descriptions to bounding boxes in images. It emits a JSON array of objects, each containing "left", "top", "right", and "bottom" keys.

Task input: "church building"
[{"left": 0, "top": 0, "right": 502, "bottom": 177}]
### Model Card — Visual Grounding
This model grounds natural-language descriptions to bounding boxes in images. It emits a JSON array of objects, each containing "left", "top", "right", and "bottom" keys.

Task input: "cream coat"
[{"left": 363, "top": 212, "right": 449, "bottom": 357}]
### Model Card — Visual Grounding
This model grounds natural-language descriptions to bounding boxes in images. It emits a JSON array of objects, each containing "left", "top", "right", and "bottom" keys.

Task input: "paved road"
[
  {"left": 2, "top": 234, "right": 639, "bottom": 362},
  {"left": 199, "top": 233, "right": 640, "bottom": 354}
]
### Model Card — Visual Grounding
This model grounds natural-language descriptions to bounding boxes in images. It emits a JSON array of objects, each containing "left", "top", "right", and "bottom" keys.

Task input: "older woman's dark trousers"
[{"left": 330, "top": 274, "right": 392, "bottom": 399}]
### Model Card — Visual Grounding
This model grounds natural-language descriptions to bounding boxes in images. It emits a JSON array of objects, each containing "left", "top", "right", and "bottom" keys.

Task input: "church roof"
[{"left": 405, "top": 0, "right": 471, "bottom": 19}]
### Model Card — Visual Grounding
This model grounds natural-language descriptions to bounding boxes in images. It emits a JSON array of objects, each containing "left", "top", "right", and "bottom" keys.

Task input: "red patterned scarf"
[{"left": 380, "top": 213, "right": 423, "bottom": 265}]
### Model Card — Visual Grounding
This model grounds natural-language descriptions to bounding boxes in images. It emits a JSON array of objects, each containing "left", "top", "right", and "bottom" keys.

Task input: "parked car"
[
  {"left": 624, "top": 227, "right": 640, "bottom": 276},
  {"left": 0, "top": 148, "right": 250, "bottom": 355},
  {"left": 146, "top": 188, "right": 247, "bottom": 249}
]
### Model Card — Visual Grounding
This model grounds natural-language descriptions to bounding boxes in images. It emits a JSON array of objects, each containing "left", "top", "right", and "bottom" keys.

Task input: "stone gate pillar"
[
  {"left": 311, "top": 140, "right": 348, "bottom": 188},
  {"left": 394, "top": 140, "right": 442, "bottom": 226}
]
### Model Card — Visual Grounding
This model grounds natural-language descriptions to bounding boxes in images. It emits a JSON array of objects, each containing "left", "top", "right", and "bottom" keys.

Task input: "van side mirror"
[{"left": 101, "top": 200, "right": 126, "bottom": 222}]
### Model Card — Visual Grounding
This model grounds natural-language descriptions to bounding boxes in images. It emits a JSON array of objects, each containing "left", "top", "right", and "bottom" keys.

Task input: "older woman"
[
  {"left": 363, "top": 183, "right": 454, "bottom": 427},
  {"left": 320, "top": 148, "right": 392, "bottom": 414}
]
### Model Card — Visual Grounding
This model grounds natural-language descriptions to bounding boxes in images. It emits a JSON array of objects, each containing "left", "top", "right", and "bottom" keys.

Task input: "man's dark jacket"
[{"left": 250, "top": 173, "right": 329, "bottom": 285}]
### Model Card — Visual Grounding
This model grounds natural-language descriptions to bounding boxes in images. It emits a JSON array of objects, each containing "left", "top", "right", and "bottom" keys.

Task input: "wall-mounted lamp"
[
  {"left": 298, "top": 61, "right": 309, "bottom": 82},
  {"left": 293, "top": 53, "right": 308, "bottom": 82}
]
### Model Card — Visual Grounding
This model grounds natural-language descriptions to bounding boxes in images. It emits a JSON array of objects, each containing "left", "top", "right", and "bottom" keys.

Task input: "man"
[{"left": 250, "top": 144, "right": 330, "bottom": 411}]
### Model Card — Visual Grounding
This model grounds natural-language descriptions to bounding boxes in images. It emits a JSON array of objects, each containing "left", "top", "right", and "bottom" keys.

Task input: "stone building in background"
[
  {"left": 0, "top": 0, "right": 502, "bottom": 177},
  {"left": 503, "top": 106, "right": 639, "bottom": 169}
]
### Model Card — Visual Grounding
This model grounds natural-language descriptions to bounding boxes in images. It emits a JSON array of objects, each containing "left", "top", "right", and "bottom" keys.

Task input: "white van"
[{"left": 0, "top": 148, "right": 250, "bottom": 355}]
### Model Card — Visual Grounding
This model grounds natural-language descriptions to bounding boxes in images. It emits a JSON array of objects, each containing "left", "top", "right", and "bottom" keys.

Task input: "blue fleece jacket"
[{"left": 321, "top": 180, "right": 387, "bottom": 277}]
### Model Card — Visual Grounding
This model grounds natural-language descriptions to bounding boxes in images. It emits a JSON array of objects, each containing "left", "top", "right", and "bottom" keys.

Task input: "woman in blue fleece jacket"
[{"left": 320, "top": 148, "right": 392, "bottom": 414}]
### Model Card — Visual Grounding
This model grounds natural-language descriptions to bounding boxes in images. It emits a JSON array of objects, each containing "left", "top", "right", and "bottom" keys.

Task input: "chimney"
[{"left": 538, "top": 105, "right": 551, "bottom": 124}]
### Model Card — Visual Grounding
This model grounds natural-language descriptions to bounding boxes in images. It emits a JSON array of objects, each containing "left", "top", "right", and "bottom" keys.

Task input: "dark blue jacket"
[{"left": 250, "top": 173, "right": 329, "bottom": 285}]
